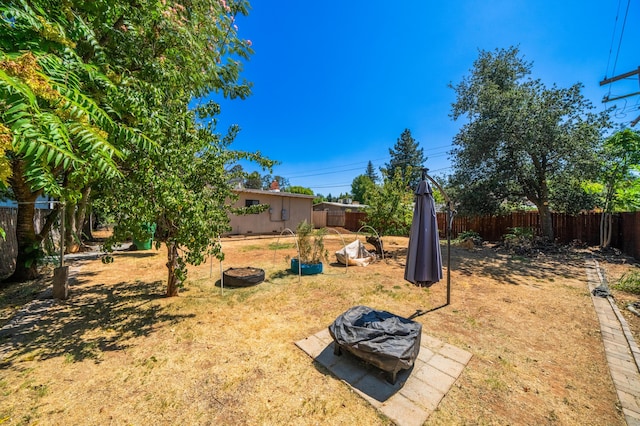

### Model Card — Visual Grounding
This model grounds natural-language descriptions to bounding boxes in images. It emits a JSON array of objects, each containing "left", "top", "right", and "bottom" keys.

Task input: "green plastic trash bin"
[{"left": 133, "top": 222, "right": 156, "bottom": 250}]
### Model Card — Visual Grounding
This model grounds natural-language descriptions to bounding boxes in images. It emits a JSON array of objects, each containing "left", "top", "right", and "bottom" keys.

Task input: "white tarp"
[{"left": 335, "top": 239, "right": 376, "bottom": 267}]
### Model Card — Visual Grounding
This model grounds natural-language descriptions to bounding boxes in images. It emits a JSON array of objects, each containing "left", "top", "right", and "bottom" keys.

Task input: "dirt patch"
[{"left": 0, "top": 235, "right": 637, "bottom": 425}]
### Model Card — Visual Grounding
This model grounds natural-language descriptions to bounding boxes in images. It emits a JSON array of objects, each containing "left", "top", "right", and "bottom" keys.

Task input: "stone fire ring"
[{"left": 222, "top": 267, "right": 265, "bottom": 287}]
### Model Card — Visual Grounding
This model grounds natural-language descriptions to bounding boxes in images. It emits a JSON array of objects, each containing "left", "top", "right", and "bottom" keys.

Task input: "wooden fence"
[
  {"left": 312, "top": 210, "right": 327, "bottom": 228},
  {"left": 341, "top": 210, "right": 638, "bottom": 260}
]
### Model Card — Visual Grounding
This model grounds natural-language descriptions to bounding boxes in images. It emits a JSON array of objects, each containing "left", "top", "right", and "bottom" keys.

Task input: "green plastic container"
[{"left": 133, "top": 222, "right": 156, "bottom": 250}]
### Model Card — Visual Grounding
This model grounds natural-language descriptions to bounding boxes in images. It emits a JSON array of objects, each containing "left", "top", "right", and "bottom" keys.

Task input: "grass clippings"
[{"left": 0, "top": 234, "right": 637, "bottom": 425}]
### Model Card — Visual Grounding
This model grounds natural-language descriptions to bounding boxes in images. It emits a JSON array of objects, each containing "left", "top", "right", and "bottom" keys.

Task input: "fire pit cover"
[{"left": 328, "top": 305, "right": 421, "bottom": 381}]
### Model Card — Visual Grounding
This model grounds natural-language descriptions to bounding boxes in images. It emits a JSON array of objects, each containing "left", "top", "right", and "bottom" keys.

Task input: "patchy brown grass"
[{"left": 0, "top": 233, "right": 637, "bottom": 425}]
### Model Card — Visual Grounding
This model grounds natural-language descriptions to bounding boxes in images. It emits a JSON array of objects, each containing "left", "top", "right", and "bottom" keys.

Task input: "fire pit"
[
  {"left": 222, "top": 267, "right": 265, "bottom": 287},
  {"left": 328, "top": 305, "right": 422, "bottom": 384}
]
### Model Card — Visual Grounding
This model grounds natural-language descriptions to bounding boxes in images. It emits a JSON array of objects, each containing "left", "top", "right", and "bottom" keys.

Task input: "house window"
[{"left": 245, "top": 199, "right": 261, "bottom": 214}]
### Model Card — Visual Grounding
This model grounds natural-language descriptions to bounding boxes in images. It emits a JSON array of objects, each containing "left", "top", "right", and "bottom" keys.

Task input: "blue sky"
[{"left": 204, "top": 0, "right": 639, "bottom": 198}]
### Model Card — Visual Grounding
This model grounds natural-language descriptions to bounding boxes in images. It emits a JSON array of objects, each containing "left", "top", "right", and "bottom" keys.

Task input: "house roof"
[{"left": 233, "top": 188, "right": 315, "bottom": 200}]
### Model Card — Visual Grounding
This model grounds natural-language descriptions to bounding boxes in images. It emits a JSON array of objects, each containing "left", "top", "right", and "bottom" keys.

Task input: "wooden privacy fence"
[
  {"left": 312, "top": 210, "right": 327, "bottom": 228},
  {"left": 441, "top": 211, "right": 618, "bottom": 246},
  {"left": 341, "top": 210, "right": 638, "bottom": 260}
]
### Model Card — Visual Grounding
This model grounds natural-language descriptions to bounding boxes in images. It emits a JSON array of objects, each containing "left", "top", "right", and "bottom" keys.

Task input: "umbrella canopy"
[{"left": 404, "top": 179, "right": 442, "bottom": 286}]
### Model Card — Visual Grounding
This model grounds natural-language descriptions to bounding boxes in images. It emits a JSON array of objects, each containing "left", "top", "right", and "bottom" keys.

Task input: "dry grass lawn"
[{"left": 0, "top": 232, "right": 638, "bottom": 425}]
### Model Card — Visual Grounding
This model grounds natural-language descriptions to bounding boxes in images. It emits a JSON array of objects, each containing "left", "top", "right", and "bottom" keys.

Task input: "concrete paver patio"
[{"left": 295, "top": 328, "right": 472, "bottom": 426}]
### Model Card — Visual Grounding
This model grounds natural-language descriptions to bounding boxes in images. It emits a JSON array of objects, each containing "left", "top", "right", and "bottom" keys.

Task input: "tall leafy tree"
[
  {"left": 449, "top": 47, "right": 609, "bottom": 240},
  {"left": 363, "top": 169, "right": 414, "bottom": 236},
  {"left": 98, "top": 104, "right": 273, "bottom": 297},
  {"left": 1, "top": 0, "right": 267, "bottom": 293},
  {"left": 84, "top": 0, "right": 273, "bottom": 296},
  {"left": 384, "top": 129, "right": 426, "bottom": 189},
  {"left": 351, "top": 174, "right": 374, "bottom": 203},
  {"left": 0, "top": 3, "right": 149, "bottom": 282},
  {"left": 597, "top": 128, "right": 640, "bottom": 247}
]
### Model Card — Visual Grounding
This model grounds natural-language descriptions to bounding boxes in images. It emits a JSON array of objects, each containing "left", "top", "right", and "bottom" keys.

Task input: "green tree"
[
  {"left": 363, "top": 169, "right": 413, "bottom": 236},
  {"left": 384, "top": 129, "right": 426, "bottom": 189},
  {"left": 313, "top": 193, "right": 325, "bottom": 204},
  {"left": 1, "top": 0, "right": 267, "bottom": 294},
  {"left": 365, "top": 160, "right": 378, "bottom": 183},
  {"left": 351, "top": 174, "right": 374, "bottom": 203},
  {"left": 85, "top": 0, "right": 271, "bottom": 296},
  {"left": 261, "top": 174, "right": 289, "bottom": 190},
  {"left": 1, "top": 3, "right": 150, "bottom": 282},
  {"left": 286, "top": 186, "right": 313, "bottom": 195},
  {"left": 449, "top": 47, "right": 609, "bottom": 240},
  {"left": 244, "top": 171, "right": 263, "bottom": 189},
  {"left": 548, "top": 175, "right": 598, "bottom": 215},
  {"left": 597, "top": 129, "right": 640, "bottom": 247},
  {"left": 98, "top": 105, "right": 273, "bottom": 296}
]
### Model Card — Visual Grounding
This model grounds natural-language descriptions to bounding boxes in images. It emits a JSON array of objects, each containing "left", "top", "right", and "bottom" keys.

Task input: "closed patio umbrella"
[{"left": 404, "top": 177, "right": 442, "bottom": 286}]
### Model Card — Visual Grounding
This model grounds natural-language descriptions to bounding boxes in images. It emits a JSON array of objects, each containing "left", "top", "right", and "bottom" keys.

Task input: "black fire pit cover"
[{"left": 328, "top": 305, "right": 422, "bottom": 378}]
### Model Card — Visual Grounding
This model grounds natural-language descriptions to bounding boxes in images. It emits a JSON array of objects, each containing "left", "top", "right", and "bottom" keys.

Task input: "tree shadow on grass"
[
  {"left": 451, "top": 245, "right": 587, "bottom": 286},
  {"left": 0, "top": 278, "right": 194, "bottom": 368}
]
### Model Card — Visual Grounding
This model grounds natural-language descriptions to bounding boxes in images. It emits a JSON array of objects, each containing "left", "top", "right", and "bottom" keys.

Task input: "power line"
[
  {"left": 611, "top": 0, "right": 631, "bottom": 79},
  {"left": 281, "top": 146, "right": 453, "bottom": 180},
  {"left": 605, "top": 0, "right": 623, "bottom": 81},
  {"left": 305, "top": 166, "right": 454, "bottom": 191}
]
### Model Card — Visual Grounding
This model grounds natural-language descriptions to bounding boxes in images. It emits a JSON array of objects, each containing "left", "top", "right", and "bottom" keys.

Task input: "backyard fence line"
[{"left": 341, "top": 210, "right": 638, "bottom": 261}]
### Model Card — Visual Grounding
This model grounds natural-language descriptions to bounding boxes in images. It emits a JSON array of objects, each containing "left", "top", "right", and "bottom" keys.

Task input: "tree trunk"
[
  {"left": 82, "top": 212, "right": 94, "bottom": 241},
  {"left": 166, "top": 242, "right": 181, "bottom": 297},
  {"left": 75, "top": 186, "right": 91, "bottom": 243},
  {"left": 600, "top": 212, "right": 613, "bottom": 248},
  {"left": 600, "top": 186, "right": 615, "bottom": 249},
  {"left": 64, "top": 202, "right": 79, "bottom": 253},
  {"left": 64, "top": 186, "right": 91, "bottom": 253},
  {"left": 4, "top": 160, "right": 41, "bottom": 284},
  {"left": 537, "top": 202, "right": 554, "bottom": 241}
]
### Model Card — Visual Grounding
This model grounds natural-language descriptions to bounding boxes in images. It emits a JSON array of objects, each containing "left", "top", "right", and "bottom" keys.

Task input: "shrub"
[
  {"left": 612, "top": 269, "right": 640, "bottom": 295},
  {"left": 456, "top": 230, "right": 482, "bottom": 243}
]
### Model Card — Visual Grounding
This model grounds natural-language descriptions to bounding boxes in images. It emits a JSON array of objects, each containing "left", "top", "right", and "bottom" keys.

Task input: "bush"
[
  {"left": 502, "top": 227, "right": 537, "bottom": 255},
  {"left": 455, "top": 230, "right": 482, "bottom": 247},
  {"left": 612, "top": 269, "right": 640, "bottom": 295}
]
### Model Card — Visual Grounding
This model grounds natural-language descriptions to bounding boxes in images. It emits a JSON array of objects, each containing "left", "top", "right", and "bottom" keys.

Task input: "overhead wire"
[
  {"left": 611, "top": 0, "right": 631, "bottom": 80},
  {"left": 605, "top": 0, "right": 622, "bottom": 83},
  {"left": 281, "top": 144, "right": 453, "bottom": 180}
]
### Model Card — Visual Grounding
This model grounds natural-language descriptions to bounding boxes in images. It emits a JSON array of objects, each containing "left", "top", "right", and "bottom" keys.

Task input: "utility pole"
[{"left": 600, "top": 67, "right": 640, "bottom": 127}]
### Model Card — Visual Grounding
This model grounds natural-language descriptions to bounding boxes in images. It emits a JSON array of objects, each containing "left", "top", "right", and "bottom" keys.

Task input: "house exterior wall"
[{"left": 227, "top": 191, "right": 313, "bottom": 235}]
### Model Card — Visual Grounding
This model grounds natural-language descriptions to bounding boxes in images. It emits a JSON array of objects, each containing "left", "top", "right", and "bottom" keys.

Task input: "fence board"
[
  {"left": 345, "top": 212, "right": 367, "bottom": 231},
  {"left": 326, "top": 211, "right": 345, "bottom": 227},
  {"left": 312, "top": 210, "right": 327, "bottom": 228}
]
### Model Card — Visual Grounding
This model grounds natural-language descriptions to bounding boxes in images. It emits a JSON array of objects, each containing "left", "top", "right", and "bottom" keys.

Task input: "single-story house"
[{"left": 227, "top": 189, "right": 315, "bottom": 235}]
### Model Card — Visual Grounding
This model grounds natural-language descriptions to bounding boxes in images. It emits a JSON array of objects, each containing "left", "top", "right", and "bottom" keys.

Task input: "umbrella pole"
[{"left": 446, "top": 202, "right": 452, "bottom": 305}]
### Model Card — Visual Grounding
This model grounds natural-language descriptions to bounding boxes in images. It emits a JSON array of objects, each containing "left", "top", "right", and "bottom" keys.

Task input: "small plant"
[
  {"left": 504, "top": 227, "right": 535, "bottom": 241},
  {"left": 295, "top": 220, "right": 328, "bottom": 265},
  {"left": 502, "top": 227, "right": 536, "bottom": 254},
  {"left": 455, "top": 230, "right": 483, "bottom": 246},
  {"left": 612, "top": 269, "right": 640, "bottom": 295}
]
